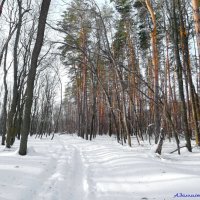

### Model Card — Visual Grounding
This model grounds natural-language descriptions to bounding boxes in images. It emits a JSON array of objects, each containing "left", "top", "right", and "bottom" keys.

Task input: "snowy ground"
[{"left": 0, "top": 134, "right": 200, "bottom": 200}]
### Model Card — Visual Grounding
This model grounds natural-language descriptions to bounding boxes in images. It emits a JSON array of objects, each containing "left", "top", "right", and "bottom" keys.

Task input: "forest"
[
  {"left": 1, "top": 0, "right": 200, "bottom": 199},
  {"left": 0, "top": 0, "right": 200, "bottom": 156}
]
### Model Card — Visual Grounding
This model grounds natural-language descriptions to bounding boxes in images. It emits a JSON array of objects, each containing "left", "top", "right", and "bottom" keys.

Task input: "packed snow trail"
[{"left": 0, "top": 135, "right": 200, "bottom": 200}]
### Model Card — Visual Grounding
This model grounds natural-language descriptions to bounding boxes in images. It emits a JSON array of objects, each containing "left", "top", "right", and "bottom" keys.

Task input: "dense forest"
[{"left": 0, "top": 0, "right": 200, "bottom": 155}]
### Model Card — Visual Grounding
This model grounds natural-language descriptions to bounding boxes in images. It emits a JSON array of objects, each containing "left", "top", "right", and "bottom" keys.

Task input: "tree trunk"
[
  {"left": 19, "top": 0, "right": 51, "bottom": 155},
  {"left": 155, "top": 128, "right": 165, "bottom": 155},
  {"left": 6, "top": 0, "right": 22, "bottom": 148},
  {"left": 0, "top": 0, "right": 6, "bottom": 16},
  {"left": 179, "top": 0, "right": 200, "bottom": 146},
  {"left": 192, "top": 0, "right": 200, "bottom": 67},
  {"left": 172, "top": 0, "right": 192, "bottom": 152},
  {"left": 145, "top": 0, "right": 160, "bottom": 144},
  {"left": 1, "top": 42, "right": 8, "bottom": 145}
]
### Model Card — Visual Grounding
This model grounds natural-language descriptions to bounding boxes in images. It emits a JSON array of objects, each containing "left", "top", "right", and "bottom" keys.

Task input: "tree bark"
[
  {"left": 145, "top": 0, "right": 160, "bottom": 144},
  {"left": 192, "top": 0, "right": 200, "bottom": 67},
  {"left": 179, "top": 0, "right": 200, "bottom": 146},
  {"left": 172, "top": 0, "right": 192, "bottom": 152},
  {"left": 155, "top": 128, "right": 165, "bottom": 155},
  {"left": 1, "top": 42, "right": 8, "bottom": 145},
  {"left": 19, "top": 0, "right": 51, "bottom": 155},
  {"left": 6, "top": 0, "right": 22, "bottom": 148},
  {"left": 0, "top": 0, "right": 6, "bottom": 16}
]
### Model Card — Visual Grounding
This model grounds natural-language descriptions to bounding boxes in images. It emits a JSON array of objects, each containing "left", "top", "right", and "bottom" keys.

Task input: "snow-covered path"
[{"left": 0, "top": 134, "right": 200, "bottom": 200}]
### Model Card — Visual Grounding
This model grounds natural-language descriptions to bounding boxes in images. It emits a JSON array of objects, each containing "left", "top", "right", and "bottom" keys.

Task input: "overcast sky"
[{"left": 50, "top": 0, "right": 107, "bottom": 21}]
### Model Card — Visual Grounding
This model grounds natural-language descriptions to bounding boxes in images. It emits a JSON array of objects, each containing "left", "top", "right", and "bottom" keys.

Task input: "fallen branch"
[{"left": 170, "top": 146, "right": 186, "bottom": 154}]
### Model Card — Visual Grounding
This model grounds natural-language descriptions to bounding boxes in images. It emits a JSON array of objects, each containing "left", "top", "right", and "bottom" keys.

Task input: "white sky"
[{"left": 50, "top": 0, "right": 107, "bottom": 18}]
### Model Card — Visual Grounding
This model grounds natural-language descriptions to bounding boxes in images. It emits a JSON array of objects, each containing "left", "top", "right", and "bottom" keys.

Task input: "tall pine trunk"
[
  {"left": 145, "top": 0, "right": 160, "bottom": 144},
  {"left": 172, "top": 0, "right": 192, "bottom": 152},
  {"left": 179, "top": 0, "right": 200, "bottom": 146},
  {"left": 192, "top": 0, "right": 200, "bottom": 67}
]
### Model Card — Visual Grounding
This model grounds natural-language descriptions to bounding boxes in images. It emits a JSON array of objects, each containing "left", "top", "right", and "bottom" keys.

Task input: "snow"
[{"left": 0, "top": 135, "right": 200, "bottom": 200}]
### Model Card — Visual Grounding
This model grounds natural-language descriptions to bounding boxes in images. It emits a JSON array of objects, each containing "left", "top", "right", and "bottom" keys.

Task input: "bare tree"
[
  {"left": 19, "top": 0, "right": 51, "bottom": 155},
  {"left": 0, "top": 0, "right": 6, "bottom": 16}
]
